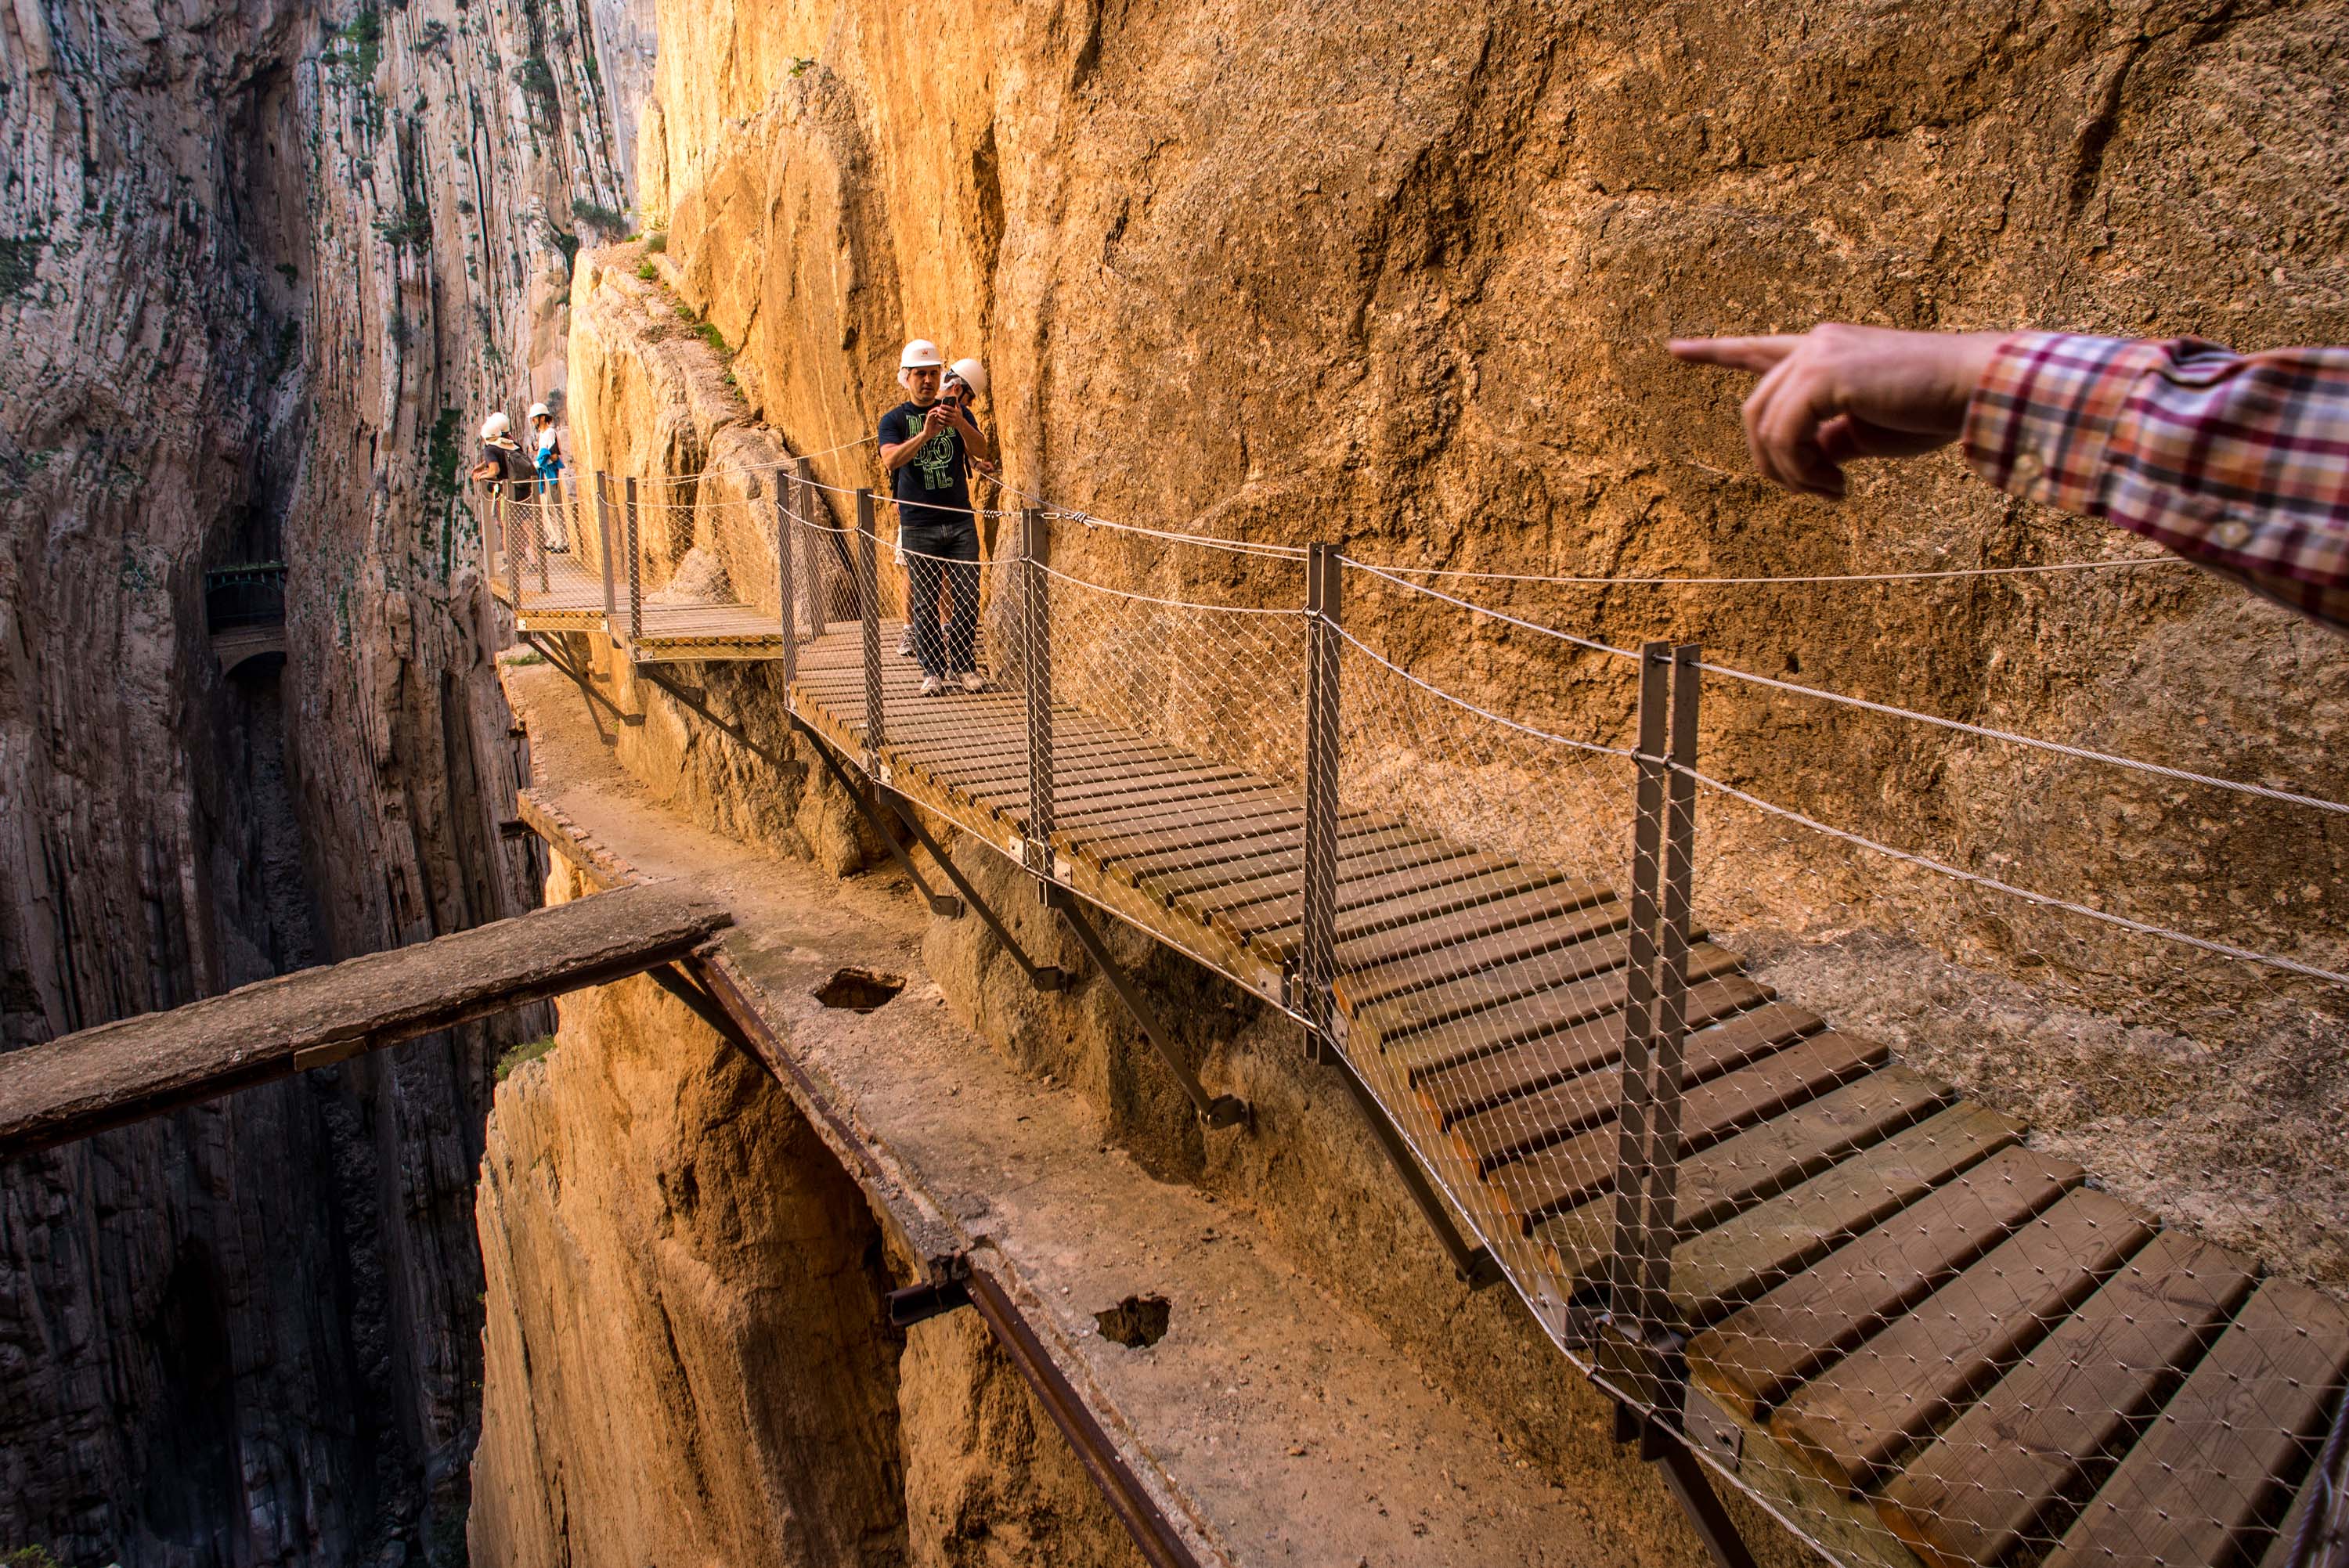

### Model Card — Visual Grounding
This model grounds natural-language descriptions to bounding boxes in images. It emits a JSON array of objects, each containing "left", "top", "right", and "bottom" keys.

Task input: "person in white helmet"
[
  {"left": 941, "top": 356, "right": 1002, "bottom": 547},
  {"left": 470, "top": 410, "right": 533, "bottom": 499},
  {"left": 880, "top": 339, "right": 995, "bottom": 694},
  {"left": 528, "top": 401, "right": 563, "bottom": 491}
]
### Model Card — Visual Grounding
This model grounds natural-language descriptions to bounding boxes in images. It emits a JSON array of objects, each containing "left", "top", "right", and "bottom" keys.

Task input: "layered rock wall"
[{"left": 0, "top": 0, "right": 633, "bottom": 1559}]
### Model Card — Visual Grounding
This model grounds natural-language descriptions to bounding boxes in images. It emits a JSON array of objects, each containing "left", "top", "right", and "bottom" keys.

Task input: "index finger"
[{"left": 1668, "top": 335, "right": 1801, "bottom": 376}]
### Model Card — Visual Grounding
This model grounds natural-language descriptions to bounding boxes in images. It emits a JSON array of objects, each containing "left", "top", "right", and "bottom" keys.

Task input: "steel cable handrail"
[
  {"left": 1348, "top": 556, "right": 2349, "bottom": 817},
  {"left": 1342, "top": 558, "right": 1643, "bottom": 661},
  {"left": 1359, "top": 556, "right": 2190, "bottom": 586},
  {"left": 1334, "top": 626, "right": 1636, "bottom": 760},
  {"left": 1692, "top": 658, "right": 2349, "bottom": 816},
  {"left": 1675, "top": 761, "right": 2349, "bottom": 988}
]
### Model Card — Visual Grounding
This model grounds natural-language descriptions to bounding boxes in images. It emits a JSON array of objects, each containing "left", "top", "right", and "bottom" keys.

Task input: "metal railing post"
[
  {"left": 774, "top": 479, "right": 798, "bottom": 698},
  {"left": 594, "top": 471, "right": 619, "bottom": 634},
  {"left": 623, "top": 475, "right": 644, "bottom": 646},
  {"left": 500, "top": 489, "right": 521, "bottom": 608},
  {"left": 534, "top": 478, "right": 551, "bottom": 591},
  {"left": 1300, "top": 543, "right": 1342, "bottom": 1058},
  {"left": 1022, "top": 506, "right": 1054, "bottom": 894},
  {"left": 797, "top": 458, "right": 826, "bottom": 637},
  {"left": 857, "top": 488, "right": 885, "bottom": 773},
  {"left": 1601, "top": 641, "right": 1673, "bottom": 1397},
  {"left": 1632, "top": 645, "right": 1702, "bottom": 1331}
]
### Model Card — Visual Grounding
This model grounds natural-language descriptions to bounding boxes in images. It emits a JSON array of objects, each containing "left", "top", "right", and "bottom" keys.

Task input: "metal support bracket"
[
  {"left": 1046, "top": 886, "right": 1249, "bottom": 1129},
  {"left": 886, "top": 1277, "right": 973, "bottom": 1327},
  {"left": 1320, "top": 1043, "right": 1503, "bottom": 1289},
  {"left": 1612, "top": 1399, "right": 1762, "bottom": 1568},
  {"left": 879, "top": 786, "right": 1067, "bottom": 990},
  {"left": 520, "top": 631, "right": 643, "bottom": 733},
  {"left": 635, "top": 663, "right": 806, "bottom": 784},
  {"left": 788, "top": 715, "right": 962, "bottom": 917}
]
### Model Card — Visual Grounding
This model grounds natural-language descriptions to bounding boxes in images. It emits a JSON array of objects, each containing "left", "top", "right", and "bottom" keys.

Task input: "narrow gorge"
[{"left": 4, "top": 0, "right": 2346, "bottom": 1566}]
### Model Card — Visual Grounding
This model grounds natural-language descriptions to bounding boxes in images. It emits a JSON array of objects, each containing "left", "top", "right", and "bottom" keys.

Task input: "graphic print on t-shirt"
[{"left": 912, "top": 424, "right": 958, "bottom": 490}]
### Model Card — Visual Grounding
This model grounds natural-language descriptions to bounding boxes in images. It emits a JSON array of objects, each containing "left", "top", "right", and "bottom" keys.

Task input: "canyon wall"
[
  {"left": 602, "top": 0, "right": 2347, "bottom": 1277},
  {"left": 0, "top": 0, "right": 635, "bottom": 1559}
]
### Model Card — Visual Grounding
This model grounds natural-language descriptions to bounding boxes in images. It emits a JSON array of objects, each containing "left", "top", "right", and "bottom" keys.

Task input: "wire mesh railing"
[{"left": 531, "top": 436, "right": 2347, "bottom": 1568}]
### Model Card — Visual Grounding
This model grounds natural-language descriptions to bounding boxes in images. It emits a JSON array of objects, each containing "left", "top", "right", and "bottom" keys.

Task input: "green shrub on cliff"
[{"left": 495, "top": 1036, "right": 557, "bottom": 1081}]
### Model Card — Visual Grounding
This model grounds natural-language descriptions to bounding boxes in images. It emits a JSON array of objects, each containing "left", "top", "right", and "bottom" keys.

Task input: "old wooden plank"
[
  {"left": 1688, "top": 1144, "right": 2080, "bottom": 1419},
  {"left": 1486, "top": 1026, "right": 1889, "bottom": 1235},
  {"left": 1214, "top": 852, "right": 1526, "bottom": 943},
  {"left": 1533, "top": 1065, "right": 1957, "bottom": 1282},
  {"left": 2044, "top": 1277, "right": 2349, "bottom": 1568},
  {"left": 1326, "top": 878, "right": 1615, "bottom": 975},
  {"left": 1877, "top": 1230, "right": 2254, "bottom": 1568},
  {"left": 1666, "top": 1101, "right": 2023, "bottom": 1326},
  {"left": 1127, "top": 820, "right": 1433, "bottom": 899},
  {"left": 1023, "top": 773, "right": 1283, "bottom": 826},
  {"left": 0, "top": 883, "right": 734, "bottom": 1159},
  {"left": 1368, "top": 939, "right": 1745, "bottom": 1072},
  {"left": 1072, "top": 806, "right": 1308, "bottom": 873},
  {"left": 1335, "top": 897, "right": 1633, "bottom": 1015},
  {"left": 1177, "top": 838, "right": 1480, "bottom": 927},
  {"left": 1418, "top": 981, "right": 1793, "bottom": 1130},
  {"left": 1399, "top": 964, "right": 1765, "bottom": 1097},
  {"left": 1443, "top": 982, "right": 1811, "bottom": 1173},
  {"left": 1251, "top": 867, "right": 1586, "bottom": 967},
  {"left": 1772, "top": 1188, "right": 2156, "bottom": 1492}
]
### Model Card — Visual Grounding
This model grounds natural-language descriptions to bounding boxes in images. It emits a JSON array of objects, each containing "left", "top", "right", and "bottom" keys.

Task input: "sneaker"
[
  {"left": 897, "top": 626, "right": 917, "bottom": 658},
  {"left": 920, "top": 675, "right": 946, "bottom": 697},
  {"left": 958, "top": 670, "right": 987, "bottom": 694}
]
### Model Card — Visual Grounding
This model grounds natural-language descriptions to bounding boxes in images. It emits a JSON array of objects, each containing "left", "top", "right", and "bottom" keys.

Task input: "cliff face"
[
  {"left": 606, "top": 0, "right": 2348, "bottom": 1272},
  {"left": 637, "top": 0, "right": 2349, "bottom": 979},
  {"left": 0, "top": 0, "right": 631, "bottom": 1559}
]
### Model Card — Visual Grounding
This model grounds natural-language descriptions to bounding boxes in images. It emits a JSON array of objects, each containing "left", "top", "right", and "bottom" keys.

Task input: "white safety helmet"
[
  {"left": 481, "top": 411, "right": 511, "bottom": 438},
  {"left": 899, "top": 338, "right": 944, "bottom": 369},
  {"left": 947, "top": 358, "right": 989, "bottom": 398},
  {"left": 527, "top": 402, "right": 550, "bottom": 420}
]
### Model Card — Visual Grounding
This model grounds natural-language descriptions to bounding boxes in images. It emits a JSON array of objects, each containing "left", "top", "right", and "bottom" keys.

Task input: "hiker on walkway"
[
  {"left": 471, "top": 411, "right": 536, "bottom": 500},
  {"left": 529, "top": 402, "right": 563, "bottom": 492},
  {"left": 880, "top": 338, "right": 996, "bottom": 694},
  {"left": 1669, "top": 325, "right": 2349, "bottom": 633},
  {"left": 946, "top": 357, "right": 1003, "bottom": 550},
  {"left": 895, "top": 355, "right": 998, "bottom": 659}
]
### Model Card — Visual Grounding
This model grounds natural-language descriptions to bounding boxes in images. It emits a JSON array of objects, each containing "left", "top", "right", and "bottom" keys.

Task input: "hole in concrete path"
[
  {"left": 814, "top": 968, "right": 906, "bottom": 1012},
  {"left": 1095, "top": 1294, "right": 1172, "bottom": 1349}
]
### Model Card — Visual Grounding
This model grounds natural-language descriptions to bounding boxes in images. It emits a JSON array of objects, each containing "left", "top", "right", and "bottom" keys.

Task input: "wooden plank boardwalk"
[
  {"left": 787, "top": 618, "right": 2349, "bottom": 1568},
  {"left": 0, "top": 883, "right": 733, "bottom": 1159}
]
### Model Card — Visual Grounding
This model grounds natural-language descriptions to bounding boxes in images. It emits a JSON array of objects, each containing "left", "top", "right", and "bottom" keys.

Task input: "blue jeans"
[{"left": 900, "top": 522, "right": 980, "bottom": 677}]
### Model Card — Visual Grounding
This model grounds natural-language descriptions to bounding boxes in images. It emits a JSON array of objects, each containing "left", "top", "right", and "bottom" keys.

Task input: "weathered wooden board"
[
  {"left": 1771, "top": 1187, "right": 2154, "bottom": 1491},
  {"left": 1876, "top": 1230, "right": 2253, "bottom": 1568},
  {"left": 1690, "top": 1144, "right": 2080, "bottom": 1418},
  {"left": 2044, "top": 1277, "right": 2349, "bottom": 1568},
  {"left": 1534, "top": 1066, "right": 1958, "bottom": 1280},
  {"left": 0, "top": 883, "right": 733, "bottom": 1159}
]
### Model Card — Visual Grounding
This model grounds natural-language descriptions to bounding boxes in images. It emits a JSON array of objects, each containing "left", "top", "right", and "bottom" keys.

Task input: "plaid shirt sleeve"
[{"left": 1962, "top": 330, "right": 2349, "bottom": 633}]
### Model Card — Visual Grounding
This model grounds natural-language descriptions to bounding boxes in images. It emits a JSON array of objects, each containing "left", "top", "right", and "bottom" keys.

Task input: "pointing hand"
[{"left": 1669, "top": 324, "right": 2008, "bottom": 499}]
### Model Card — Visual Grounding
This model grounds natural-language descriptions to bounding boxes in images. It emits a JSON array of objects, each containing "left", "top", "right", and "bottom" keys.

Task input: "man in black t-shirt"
[{"left": 879, "top": 338, "right": 997, "bottom": 694}]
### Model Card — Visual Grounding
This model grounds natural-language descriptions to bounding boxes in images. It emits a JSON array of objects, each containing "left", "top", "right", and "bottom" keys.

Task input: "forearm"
[
  {"left": 880, "top": 438, "right": 923, "bottom": 472},
  {"left": 1963, "top": 331, "right": 2349, "bottom": 593}
]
